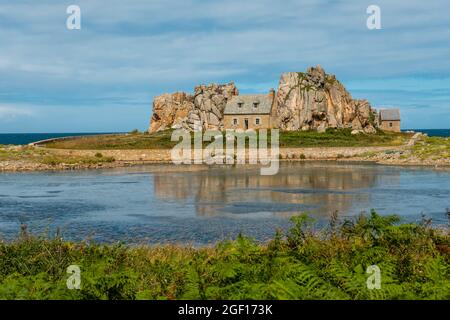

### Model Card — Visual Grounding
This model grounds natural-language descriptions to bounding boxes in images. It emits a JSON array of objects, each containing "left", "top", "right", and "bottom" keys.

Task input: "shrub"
[{"left": 0, "top": 211, "right": 448, "bottom": 300}]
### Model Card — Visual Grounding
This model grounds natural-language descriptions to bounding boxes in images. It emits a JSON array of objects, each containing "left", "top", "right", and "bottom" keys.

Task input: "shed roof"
[
  {"left": 224, "top": 94, "right": 272, "bottom": 115},
  {"left": 380, "top": 109, "right": 400, "bottom": 121}
]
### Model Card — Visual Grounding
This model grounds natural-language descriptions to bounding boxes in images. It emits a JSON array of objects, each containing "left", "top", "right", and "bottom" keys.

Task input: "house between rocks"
[
  {"left": 223, "top": 89, "right": 276, "bottom": 130},
  {"left": 149, "top": 66, "right": 402, "bottom": 134}
]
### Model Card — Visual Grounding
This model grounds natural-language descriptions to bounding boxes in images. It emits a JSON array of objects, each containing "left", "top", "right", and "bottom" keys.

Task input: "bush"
[{"left": 0, "top": 211, "right": 448, "bottom": 300}]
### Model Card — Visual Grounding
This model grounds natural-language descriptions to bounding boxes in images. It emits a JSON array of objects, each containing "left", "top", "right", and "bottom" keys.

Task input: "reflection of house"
[
  {"left": 152, "top": 163, "right": 390, "bottom": 217},
  {"left": 379, "top": 109, "right": 401, "bottom": 132},
  {"left": 223, "top": 90, "right": 275, "bottom": 130}
]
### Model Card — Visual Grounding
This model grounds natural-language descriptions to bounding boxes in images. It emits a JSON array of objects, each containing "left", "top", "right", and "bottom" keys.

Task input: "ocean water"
[
  {"left": 0, "top": 163, "right": 449, "bottom": 245},
  {"left": 0, "top": 129, "right": 449, "bottom": 145},
  {"left": 0, "top": 133, "right": 121, "bottom": 145},
  {"left": 412, "top": 129, "right": 450, "bottom": 137}
]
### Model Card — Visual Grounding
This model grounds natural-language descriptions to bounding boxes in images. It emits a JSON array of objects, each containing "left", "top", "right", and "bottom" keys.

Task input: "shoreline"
[{"left": 2, "top": 145, "right": 450, "bottom": 172}]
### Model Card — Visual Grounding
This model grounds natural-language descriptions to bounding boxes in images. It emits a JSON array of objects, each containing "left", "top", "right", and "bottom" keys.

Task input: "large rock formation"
[
  {"left": 149, "top": 83, "right": 238, "bottom": 132},
  {"left": 149, "top": 92, "right": 194, "bottom": 132},
  {"left": 273, "top": 65, "right": 377, "bottom": 133},
  {"left": 149, "top": 66, "right": 378, "bottom": 133},
  {"left": 183, "top": 82, "right": 238, "bottom": 131}
]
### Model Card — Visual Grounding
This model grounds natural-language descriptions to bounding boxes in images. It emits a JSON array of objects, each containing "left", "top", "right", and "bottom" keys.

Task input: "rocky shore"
[{"left": 1, "top": 144, "right": 449, "bottom": 172}]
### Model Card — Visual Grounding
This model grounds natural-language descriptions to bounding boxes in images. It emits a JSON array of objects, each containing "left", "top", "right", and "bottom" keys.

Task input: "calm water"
[
  {"left": 0, "top": 129, "right": 449, "bottom": 145},
  {"left": 408, "top": 129, "right": 450, "bottom": 137},
  {"left": 0, "top": 162, "right": 449, "bottom": 245}
]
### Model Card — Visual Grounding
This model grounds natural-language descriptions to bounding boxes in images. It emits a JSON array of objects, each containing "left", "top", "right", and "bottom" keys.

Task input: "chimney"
[{"left": 269, "top": 88, "right": 276, "bottom": 101}]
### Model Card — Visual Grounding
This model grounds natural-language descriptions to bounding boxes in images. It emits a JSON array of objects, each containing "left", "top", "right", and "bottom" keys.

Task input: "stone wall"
[
  {"left": 223, "top": 114, "right": 271, "bottom": 130},
  {"left": 380, "top": 120, "right": 401, "bottom": 132}
]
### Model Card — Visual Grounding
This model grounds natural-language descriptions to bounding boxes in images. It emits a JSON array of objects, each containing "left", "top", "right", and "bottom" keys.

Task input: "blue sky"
[{"left": 0, "top": 0, "right": 449, "bottom": 133}]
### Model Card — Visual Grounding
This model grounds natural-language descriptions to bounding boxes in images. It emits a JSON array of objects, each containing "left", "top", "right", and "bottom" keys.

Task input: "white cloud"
[
  {"left": 0, "top": 0, "right": 449, "bottom": 130},
  {"left": 0, "top": 105, "right": 34, "bottom": 119}
]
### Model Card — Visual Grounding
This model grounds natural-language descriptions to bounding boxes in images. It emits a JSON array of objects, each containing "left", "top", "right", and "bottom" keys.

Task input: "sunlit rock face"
[
  {"left": 273, "top": 65, "right": 377, "bottom": 133},
  {"left": 149, "top": 83, "right": 238, "bottom": 133},
  {"left": 149, "top": 92, "right": 194, "bottom": 133}
]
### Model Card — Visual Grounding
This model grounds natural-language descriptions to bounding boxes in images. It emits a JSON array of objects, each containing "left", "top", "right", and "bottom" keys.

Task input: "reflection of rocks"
[{"left": 152, "top": 163, "right": 400, "bottom": 217}]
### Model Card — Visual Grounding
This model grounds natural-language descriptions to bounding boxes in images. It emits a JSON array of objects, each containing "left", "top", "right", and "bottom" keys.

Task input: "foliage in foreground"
[{"left": 0, "top": 211, "right": 448, "bottom": 300}]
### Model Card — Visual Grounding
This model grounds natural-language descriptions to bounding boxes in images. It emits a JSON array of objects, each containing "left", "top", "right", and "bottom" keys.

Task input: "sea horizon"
[{"left": 0, "top": 129, "right": 449, "bottom": 145}]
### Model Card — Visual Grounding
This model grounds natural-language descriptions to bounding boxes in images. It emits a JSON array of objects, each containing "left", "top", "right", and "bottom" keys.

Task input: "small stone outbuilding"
[{"left": 379, "top": 109, "right": 401, "bottom": 132}]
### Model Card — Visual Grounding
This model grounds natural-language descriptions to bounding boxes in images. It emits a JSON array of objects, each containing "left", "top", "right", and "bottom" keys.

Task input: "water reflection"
[
  {"left": 153, "top": 163, "right": 401, "bottom": 218},
  {"left": 0, "top": 163, "right": 448, "bottom": 244}
]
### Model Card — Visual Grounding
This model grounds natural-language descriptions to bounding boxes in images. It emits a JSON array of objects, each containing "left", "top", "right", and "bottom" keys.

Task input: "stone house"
[
  {"left": 379, "top": 109, "right": 401, "bottom": 132},
  {"left": 223, "top": 90, "right": 275, "bottom": 130}
]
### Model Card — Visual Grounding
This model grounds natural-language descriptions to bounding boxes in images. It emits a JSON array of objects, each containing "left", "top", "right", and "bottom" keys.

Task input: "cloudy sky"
[{"left": 0, "top": 0, "right": 449, "bottom": 133}]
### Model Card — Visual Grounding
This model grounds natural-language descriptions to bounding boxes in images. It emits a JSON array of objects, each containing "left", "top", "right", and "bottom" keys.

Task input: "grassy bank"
[
  {"left": 410, "top": 136, "right": 450, "bottom": 160},
  {"left": 0, "top": 145, "right": 115, "bottom": 166},
  {"left": 0, "top": 212, "right": 448, "bottom": 300},
  {"left": 41, "top": 129, "right": 410, "bottom": 150}
]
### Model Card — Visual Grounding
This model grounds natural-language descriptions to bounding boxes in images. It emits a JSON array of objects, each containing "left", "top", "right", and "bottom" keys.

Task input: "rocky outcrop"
[
  {"left": 183, "top": 82, "right": 238, "bottom": 131},
  {"left": 149, "top": 92, "right": 194, "bottom": 133},
  {"left": 149, "top": 66, "right": 378, "bottom": 133},
  {"left": 149, "top": 83, "right": 238, "bottom": 132},
  {"left": 273, "top": 65, "right": 377, "bottom": 133}
]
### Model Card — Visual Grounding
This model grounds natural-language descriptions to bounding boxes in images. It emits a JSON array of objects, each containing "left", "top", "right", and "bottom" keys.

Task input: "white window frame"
[
  {"left": 255, "top": 118, "right": 260, "bottom": 125},
  {"left": 233, "top": 118, "right": 238, "bottom": 125}
]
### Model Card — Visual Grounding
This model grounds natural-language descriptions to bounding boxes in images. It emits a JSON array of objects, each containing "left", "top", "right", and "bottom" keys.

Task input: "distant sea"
[
  {"left": 0, "top": 133, "right": 122, "bottom": 145},
  {"left": 410, "top": 129, "right": 450, "bottom": 138},
  {"left": 0, "top": 129, "right": 449, "bottom": 145}
]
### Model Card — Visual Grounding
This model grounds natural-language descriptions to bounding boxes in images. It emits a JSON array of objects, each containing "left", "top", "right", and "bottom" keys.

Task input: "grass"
[
  {"left": 41, "top": 129, "right": 410, "bottom": 150},
  {"left": 278, "top": 129, "right": 409, "bottom": 148},
  {"left": 411, "top": 136, "right": 450, "bottom": 160},
  {"left": 0, "top": 146, "right": 115, "bottom": 166},
  {"left": 0, "top": 211, "right": 448, "bottom": 300}
]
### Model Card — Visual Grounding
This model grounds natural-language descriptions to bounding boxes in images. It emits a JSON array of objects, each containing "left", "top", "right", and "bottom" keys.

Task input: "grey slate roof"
[
  {"left": 224, "top": 94, "right": 272, "bottom": 115},
  {"left": 380, "top": 109, "right": 401, "bottom": 121}
]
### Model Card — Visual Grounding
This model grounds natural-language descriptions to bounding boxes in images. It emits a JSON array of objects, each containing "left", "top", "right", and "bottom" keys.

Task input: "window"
[
  {"left": 389, "top": 122, "right": 393, "bottom": 128},
  {"left": 255, "top": 118, "right": 260, "bottom": 125},
  {"left": 233, "top": 118, "right": 238, "bottom": 125},
  {"left": 253, "top": 102, "right": 259, "bottom": 108},
  {"left": 238, "top": 102, "right": 243, "bottom": 108}
]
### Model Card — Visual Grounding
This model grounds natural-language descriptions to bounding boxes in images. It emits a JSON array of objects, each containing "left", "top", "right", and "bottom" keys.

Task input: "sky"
[{"left": 0, "top": 0, "right": 449, "bottom": 133}]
